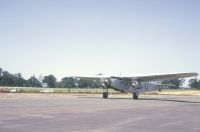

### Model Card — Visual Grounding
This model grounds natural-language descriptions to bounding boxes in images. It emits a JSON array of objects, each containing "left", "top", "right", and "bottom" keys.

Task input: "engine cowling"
[
  {"left": 101, "top": 79, "right": 110, "bottom": 88},
  {"left": 131, "top": 81, "right": 140, "bottom": 88}
]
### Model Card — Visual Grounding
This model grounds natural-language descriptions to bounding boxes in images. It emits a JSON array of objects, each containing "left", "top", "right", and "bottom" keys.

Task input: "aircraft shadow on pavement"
[
  {"left": 138, "top": 98, "right": 200, "bottom": 104},
  {"left": 79, "top": 96, "right": 200, "bottom": 104},
  {"left": 110, "top": 97, "right": 200, "bottom": 104},
  {"left": 79, "top": 96, "right": 131, "bottom": 100}
]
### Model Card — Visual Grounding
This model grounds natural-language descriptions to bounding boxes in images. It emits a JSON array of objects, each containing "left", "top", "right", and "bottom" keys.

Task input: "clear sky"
[{"left": 0, "top": 0, "right": 200, "bottom": 80}]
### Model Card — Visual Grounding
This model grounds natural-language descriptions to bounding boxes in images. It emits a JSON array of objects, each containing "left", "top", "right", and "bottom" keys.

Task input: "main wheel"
[
  {"left": 103, "top": 92, "right": 108, "bottom": 99},
  {"left": 159, "top": 88, "right": 161, "bottom": 92},
  {"left": 133, "top": 93, "right": 138, "bottom": 99}
]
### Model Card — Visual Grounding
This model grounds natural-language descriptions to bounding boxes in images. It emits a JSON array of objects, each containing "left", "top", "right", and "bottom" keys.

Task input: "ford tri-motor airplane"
[{"left": 74, "top": 72, "right": 198, "bottom": 99}]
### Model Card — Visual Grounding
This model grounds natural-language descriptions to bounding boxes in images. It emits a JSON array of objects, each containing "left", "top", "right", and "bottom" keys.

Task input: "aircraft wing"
[
  {"left": 72, "top": 76, "right": 109, "bottom": 80},
  {"left": 111, "top": 72, "right": 198, "bottom": 82},
  {"left": 156, "top": 84, "right": 176, "bottom": 87}
]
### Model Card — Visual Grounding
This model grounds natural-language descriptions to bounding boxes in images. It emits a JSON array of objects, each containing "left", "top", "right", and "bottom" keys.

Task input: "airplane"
[{"left": 73, "top": 72, "right": 198, "bottom": 99}]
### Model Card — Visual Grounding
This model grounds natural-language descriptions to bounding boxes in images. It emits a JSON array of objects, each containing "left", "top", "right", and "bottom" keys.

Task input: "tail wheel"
[
  {"left": 133, "top": 93, "right": 138, "bottom": 99},
  {"left": 103, "top": 92, "right": 108, "bottom": 99}
]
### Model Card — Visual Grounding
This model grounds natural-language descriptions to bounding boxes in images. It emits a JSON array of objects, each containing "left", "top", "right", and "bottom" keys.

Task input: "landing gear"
[
  {"left": 159, "top": 88, "right": 162, "bottom": 92},
  {"left": 103, "top": 87, "right": 109, "bottom": 99},
  {"left": 133, "top": 92, "right": 139, "bottom": 99},
  {"left": 103, "top": 92, "right": 108, "bottom": 99}
]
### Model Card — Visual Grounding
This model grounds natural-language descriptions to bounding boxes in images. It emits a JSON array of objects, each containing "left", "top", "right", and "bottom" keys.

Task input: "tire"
[
  {"left": 159, "top": 88, "right": 161, "bottom": 92},
  {"left": 103, "top": 92, "right": 108, "bottom": 99},
  {"left": 133, "top": 93, "right": 138, "bottom": 99}
]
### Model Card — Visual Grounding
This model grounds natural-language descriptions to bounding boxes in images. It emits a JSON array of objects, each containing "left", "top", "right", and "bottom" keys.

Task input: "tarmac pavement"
[{"left": 0, "top": 94, "right": 200, "bottom": 132}]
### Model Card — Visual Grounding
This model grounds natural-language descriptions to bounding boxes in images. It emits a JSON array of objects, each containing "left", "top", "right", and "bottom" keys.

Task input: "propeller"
[{"left": 131, "top": 81, "right": 140, "bottom": 88}]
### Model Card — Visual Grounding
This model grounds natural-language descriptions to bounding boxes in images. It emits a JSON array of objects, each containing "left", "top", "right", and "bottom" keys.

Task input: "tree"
[
  {"left": 43, "top": 75, "right": 57, "bottom": 88},
  {"left": 0, "top": 68, "right": 26, "bottom": 87},
  {"left": 1, "top": 71, "right": 14, "bottom": 86},
  {"left": 77, "top": 78, "right": 101, "bottom": 88},
  {"left": 13, "top": 73, "right": 26, "bottom": 87},
  {"left": 0, "top": 67, "right": 2, "bottom": 77},
  {"left": 162, "top": 79, "right": 185, "bottom": 89},
  {"left": 59, "top": 77, "right": 76, "bottom": 88},
  {"left": 90, "top": 79, "right": 101, "bottom": 88},
  {"left": 189, "top": 79, "right": 200, "bottom": 89},
  {"left": 27, "top": 76, "right": 42, "bottom": 87}
]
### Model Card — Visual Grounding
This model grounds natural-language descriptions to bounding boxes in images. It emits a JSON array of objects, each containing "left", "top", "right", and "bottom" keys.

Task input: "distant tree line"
[
  {"left": 161, "top": 78, "right": 200, "bottom": 89},
  {"left": 188, "top": 79, "right": 200, "bottom": 89},
  {"left": 162, "top": 79, "right": 185, "bottom": 89},
  {"left": 0, "top": 68, "right": 102, "bottom": 88},
  {"left": 0, "top": 67, "right": 199, "bottom": 89}
]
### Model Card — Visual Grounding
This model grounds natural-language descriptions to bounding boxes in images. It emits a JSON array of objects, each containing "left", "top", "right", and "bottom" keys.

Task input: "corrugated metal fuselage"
[{"left": 108, "top": 78, "right": 159, "bottom": 94}]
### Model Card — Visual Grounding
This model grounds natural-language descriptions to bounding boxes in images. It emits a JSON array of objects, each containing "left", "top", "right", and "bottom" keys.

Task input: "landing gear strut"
[
  {"left": 159, "top": 88, "right": 161, "bottom": 92},
  {"left": 103, "top": 88, "right": 108, "bottom": 99},
  {"left": 133, "top": 92, "right": 139, "bottom": 99}
]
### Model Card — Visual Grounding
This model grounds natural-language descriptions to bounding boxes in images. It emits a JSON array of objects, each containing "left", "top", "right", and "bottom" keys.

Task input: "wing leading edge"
[{"left": 111, "top": 72, "right": 198, "bottom": 82}]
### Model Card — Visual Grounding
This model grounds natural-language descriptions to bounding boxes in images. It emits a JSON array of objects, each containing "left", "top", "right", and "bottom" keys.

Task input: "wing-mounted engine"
[
  {"left": 131, "top": 80, "right": 140, "bottom": 89},
  {"left": 119, "top": 78, "right": 140, "bottom": 89},
  {"left": 100, "top": 79, "right": 111, "bottom": 99},
  {"left": 101, "top": 79, "right": 110, "bottom": 88}
]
